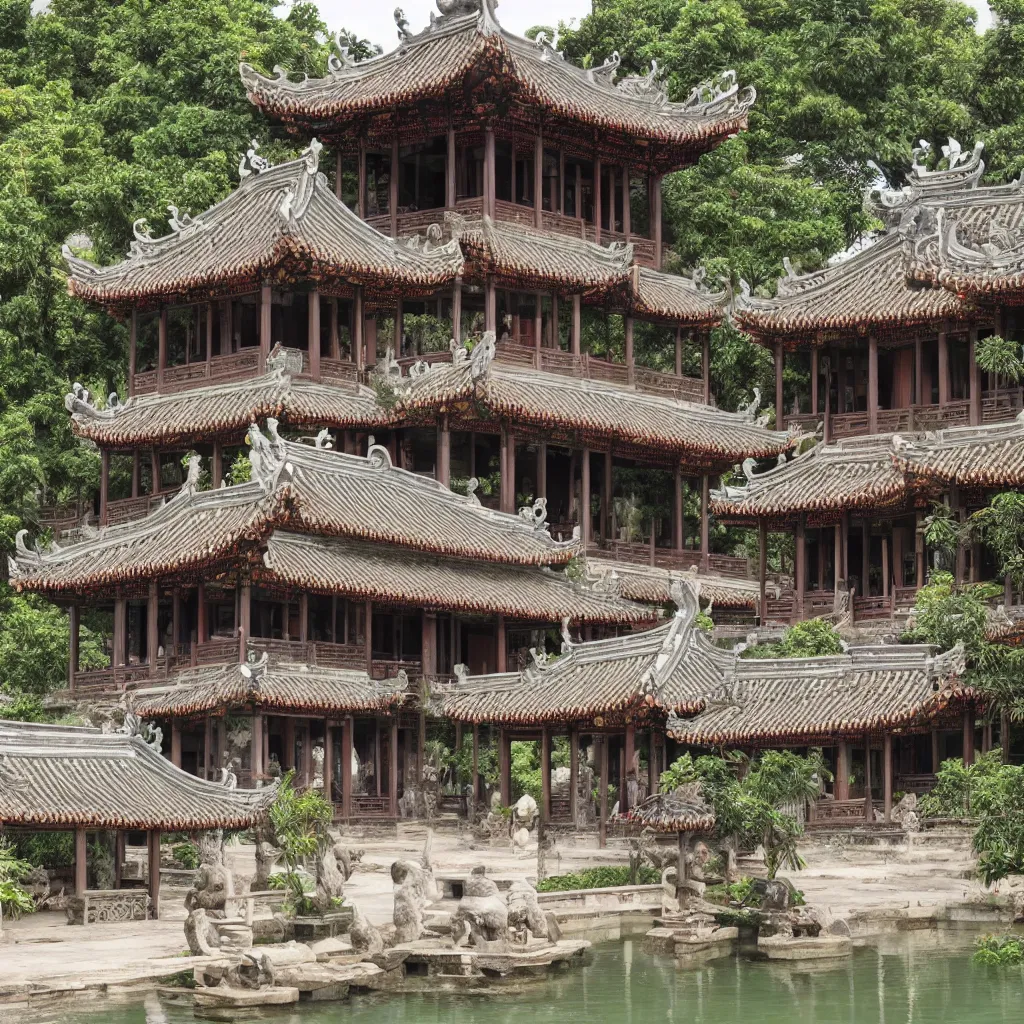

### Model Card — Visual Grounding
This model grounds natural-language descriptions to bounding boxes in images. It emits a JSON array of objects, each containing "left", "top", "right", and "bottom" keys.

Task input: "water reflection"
[{"left": 51, "top": 931, "right": 1024, "bottom": 1024}]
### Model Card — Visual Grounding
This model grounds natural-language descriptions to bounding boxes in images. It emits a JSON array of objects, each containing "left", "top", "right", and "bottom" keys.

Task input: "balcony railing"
[
  {"left": 786, "top": 390, "right": 1023, "bottom": 439},
  {"left": 105, "top": 494, "right": 165, "bottom": 527},
  {"left": 588, "top": 542, "right": 751, "bottom": 578}
]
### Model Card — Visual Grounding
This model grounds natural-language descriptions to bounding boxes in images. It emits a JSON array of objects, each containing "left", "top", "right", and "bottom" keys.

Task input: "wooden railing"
[
  {"left": 821, "top": 392, "right": 1022, "bottom": 440},
  {"left": 37, "top": 500, "right": 92, "bottom": 537},
  {"left": 853, "top": 595, "right": 893, "bottom": 621},
  {"left": 588, "top": 543, "right": 751, "bottom": 578},
  {"left": 895, "top": 773, "right": 937, "bottom": 794},
  {"left": 133, "top": 349, "right": 261, "bottom": 397},
  {"left": 69, "top": 665, "right": 152, "bottom": 695},
  {"left": 105, "top": 494, "right": 165, "bottom": 527}
]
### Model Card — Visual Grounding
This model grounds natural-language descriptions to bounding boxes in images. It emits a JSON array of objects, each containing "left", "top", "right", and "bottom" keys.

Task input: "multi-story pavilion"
[{"left": 736, "top": 141, "right": 1023, "bottom": 441}]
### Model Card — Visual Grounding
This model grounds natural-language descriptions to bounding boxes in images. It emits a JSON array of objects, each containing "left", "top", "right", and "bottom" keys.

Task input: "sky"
[{"left": 311, "top": 0, "right": 993, "bottom": 51}]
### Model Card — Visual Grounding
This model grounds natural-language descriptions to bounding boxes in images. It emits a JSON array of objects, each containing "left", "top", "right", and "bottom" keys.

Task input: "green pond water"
[{"left": 58, "top": 934, "right": 1024, "bottom": 1024}]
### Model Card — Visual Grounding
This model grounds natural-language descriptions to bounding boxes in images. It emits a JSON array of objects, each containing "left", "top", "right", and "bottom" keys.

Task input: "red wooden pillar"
[
  {"left": 673, "top": 466, "right": 683, "bottom": 551},
  {"left": 342, "top": 717, "right": 353, "bottom": 818},
  {"left": 353, "top": 286, "right": 364, "bottom": 370},
  {"left": 623, "top": 723, "right": 635, "bottom": 813},
  {"left": 389, "top": 135, "right": 399, "bottom": 237},
  {"left": 938, "top": 327, "right": 949, "bottom": 407},
  {"left": 146, "top": 581, "right": 159, "bottom": 672},
  {"left": 100, "top": 449, "right": 110, "bottom": 527},
  {"left": 702, "top": 334, "right": 711, "bottom": 404},
  {"left": 472, "top": 723, "right": 481, "bottom": 806},
  {"left": 568, "top": 726, "right": 579, "bottom": 824},
  {"left": 700, "top": 475, "right": 710, "bottom": 571},
  {"left": 238, "top": 582, "right": 251, "bottom": 664},
  {"left": 364, "top": 599, "right": 373, "bottom": 675},
  {"left": 758, "top": 521, "right": 768, "bottom": 624},
  {"left": 864, "top": 734, "right": 873, "bottom": 822},
  {"left": 147, "top": 829, "right": 162, "bottom": 919},
  {"left": 157, "top": 308, "right": 167, "bottom": 390},
  {"left": 436, "top": 415, "right": 451, "bottom": 487},
  {"left": 969, "top": 328, "right": 981, "bottom": 426},
  {"left": 259, "top": 284, "right": 272, "bottom": 372},
  {"left": 170, "top": 721, "right": 182, "bottom": 768},
  {"left": 113, "top": 596, "right": 126, "bottom": 667},
  {"left": 675, "top": 326, "right": 683, "bottom": 377},
  {"left": 794, "top": 515, "right": 806, "bottom": 622},
  {"left": 868, "top": 334, "right": 879, "bottom": 433},
  {"left": 593, "top": 156, "right": 602, "bottom": 243},
  {"left": 836, "top": 741, "right": 850, "bottom": 801},
  {"left": 624, "top": 317, "right": 634, "bottom": 382},
  {"left": 211, "top": 442, "right": 223, "bottom": 489},
  {"left": 534, "top": 129, "right": 543, "bottom": 229},
  {"left": 540, "top": 726, "right": 551, "bottom": 821},
  {"left": 651, "top": 174, "right": 663, "bottom": 269},
  {"left": 581, "top": 447, "right": 591, "bottom": 546},
  {"left": 963, "top": 707, "right": 975, "bottom": 766},
  {"left": 599, "top": 735, "right": 609, "bottom": 848},
  {"left": 452, "top": 279, "right": 463, "bottom": 344},
  {"left": 496, "top": 614, "right": 507, "bottom": 673},
  {"left": 75, "top": 826, "right": 88, "bottom": 896},
  {"left": 68, "top": 603, "right": 80, "bottom": 691},
  {"left": 389, "top": 718, "right": 399, "bottom": 816},
  {"left": 774, "top": 341, "right": 784, "bottom": 425},
  {"left": 128, "top": 309, "right": 137, "bottom": 397},
  {"left": 308, "top": 289, "right": 321, "bottom": 381},
  {"left": 499, "top": 728, "right": 511, "bottom": 806},
  {"left": 810, "top": 347, "right": 819, "bottom": 416},
  {"left": 571, "top": 295, "right": 581, "bottom": 356}
]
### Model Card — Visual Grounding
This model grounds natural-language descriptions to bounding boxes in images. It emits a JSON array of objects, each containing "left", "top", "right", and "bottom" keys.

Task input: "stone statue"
[
  {"left": 349, "top": 904, "right": 384, "bottom": 954},
  {"left": 184, "top": 907, "right": 222, "bottom": 956},
  {"left": 391, "top": 860, "right": 430, "bottom": 943},
  {"left": 506, "top": 879, "right": 556, "bottom": 944},
  {"left": 185, "top": 830, "right": 233, "bottom": 915},
  {"left": 250, "top": 819, "right": 281, "bottom": 892},
  {"left": 451, "top": 867, "right": 509, "bottom": 950}
]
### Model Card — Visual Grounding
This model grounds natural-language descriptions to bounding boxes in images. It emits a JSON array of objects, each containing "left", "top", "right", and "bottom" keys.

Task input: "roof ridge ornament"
[
  {"left": 395, "top": 8, "right": 412, "bottom": 41},
  {"left": 589, "top": 50, "right": 621, "bottom": 86},
  {"left": 682, "top": 69, "right": 755, "bottom": 117},
  {"left": 518, "top": 496, "right": 549, "bottom": 531},
  {"left": 239, "top": 139, "right": 272, "bottom": 180},
  {"left": 328, "top": 31, "right": 357, "bottom": 74},
  {"left": 366, "top": 436, "right": 393, "bottom": 469},
  {"left": 470, "top": 330, "right": 496, "bottom": 380},
  {"left": 118, "top": 696, "right": 163, "bottom": 754},
  {"left": 180, "top": 454, "right": 202, "bottom": 497},
  {"left": 617, "top": 59, "right": 667, "bottom": 107},
  {"left": 247, "top": 421, "right": 289, "bottom": 489}
]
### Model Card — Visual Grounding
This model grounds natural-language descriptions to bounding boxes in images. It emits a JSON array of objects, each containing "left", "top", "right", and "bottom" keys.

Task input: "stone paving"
[{"left": 0, "top": 825, "right": 995, "bottom": 994}]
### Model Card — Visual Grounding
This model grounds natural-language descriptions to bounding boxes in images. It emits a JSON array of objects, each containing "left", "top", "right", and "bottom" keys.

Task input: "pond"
[{"left": 58, "top": 933, "right": 1024, "bottom": 1024}]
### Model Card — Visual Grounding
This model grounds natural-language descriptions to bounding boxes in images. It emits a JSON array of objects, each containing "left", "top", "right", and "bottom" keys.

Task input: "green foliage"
[
  {"left": 535, "top": 865, "right": 660, "bottom": 891},
  {"left": 268, "top": 771, "right": 334, "bottom": 915},
  {"left": 976, "top": 335, "right": 1024, "bottom": 382},
  {"left": 659, "top": 749, "right": 828, "bottom": 878},
  {"left": 228, "top": 451, "right": 252, "bottom": 485},
  {"left": 922, "top": 503, "right": 962, "bottom": 568},
  {"left": 0, "top": 839, "right": 35, "bottom": 919},
  {"left": 11, "top": 830, "right": 74, "bottom": 869},
  {"left": 0, "top": 587, "right": 107, "bottom": 698},
  {"left": 970, "top": 492, "right": 1024, "bottom": 592},
  {"left": 920, "top": 751, "right": 1024, "bottom": 884},
  {"left": 973, "top": 934, "right": 1024, "bottom": 966},
  {"left": 742, "top": 618, "right": 843, "bottom": 659},
  {"left": 510, "top": 740, "right": 541, "bottom": 802},
  {"left": 172, "top": 841, "right": 199, "bottom": 870}
]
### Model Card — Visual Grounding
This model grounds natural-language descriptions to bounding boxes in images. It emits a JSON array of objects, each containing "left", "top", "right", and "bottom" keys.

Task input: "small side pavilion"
[{"left": 0, "top": 720, "right": 274, "bottom": 923}]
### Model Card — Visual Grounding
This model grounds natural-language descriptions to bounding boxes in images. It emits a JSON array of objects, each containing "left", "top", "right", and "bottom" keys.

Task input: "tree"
[
  {"left": 971, "top": 0, "right": 1024, "bottom": 180},
  {"left": 741, "top": 618, "right": 844, "bottom": 659},
  {"left": 660, "top": 749, "right": 829, "bottom": 878},
  {"left": 267, "top": 771, "right": 334, "bottom": 915}
]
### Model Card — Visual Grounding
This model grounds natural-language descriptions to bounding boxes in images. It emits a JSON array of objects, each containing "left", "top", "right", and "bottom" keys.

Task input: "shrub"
[
  {"left": 535, "top": 866, "right": 660, "bottom": 892},
  {"left": 973, "top": 934, "right": 1024, "bottom": 966}
]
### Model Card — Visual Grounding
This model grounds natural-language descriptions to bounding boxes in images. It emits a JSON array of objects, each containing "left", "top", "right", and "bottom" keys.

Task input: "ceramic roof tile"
[
  {"left": 63, "top": 144, "right": 462, "bottom": 312},
  {"left": 240, "top": 6, "right": 754, "bottom": 173},
  {"left": 630, "top": 266, "right": 727, "bottom": 327},
  {"left": 0, "top": 720, "right": 273, "bottom": 830},
  {"left": 263, "top": 532, "right": 650, "bottom": 623},
  {"left": 131, "top": 659, "right": 409, "bottom": 718},
  {"left": 392, "top": 335, "right": 794, "bottom": 466},
  {"left": 66, "top": 365, "right": 388, "bottom": 449},
  {"left": 10, "top": 429, "right": 578, "bottom": 594}
]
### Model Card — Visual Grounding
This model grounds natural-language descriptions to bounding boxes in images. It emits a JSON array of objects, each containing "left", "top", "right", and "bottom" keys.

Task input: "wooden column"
[
  {"left": 537, "top": 442, "right": 547, "bottom": 502},
  {"left": 298, "top": 591, "right": 309, "bottom": 644},
  {"left": 496, "top": 614, "right": 507, "bottom": 673},
  {"left": 863, "top": 733, "right": 873, "bottom": 823},
  {"left": 700, "top": 475, "right": 710, "bottom": 571},
  {"left": 652, "top": 174, "right": 663, "bottom": 269},
  {"left": 969, "top": 328, "right": 981, "bottom": 426},
  {"left": 621, "top": 166, "right": 630, "bottom": 236},
  {"left": 540, "top": 726, "right": 551, "bottom": 821},
  {"left": 393, "top": 298, "right": 404, "bottom": 356},
  {"left": 157, "top": 308, "right": 167, "bottom": 390},
  {"left": 500, "top": 427, "right": 515, "bottom": 513},
  {"left": 170, "top": 721, "right": 182, "bottom": 768},
  {"left": 914, "top": 336, "right": 923, "bottom": 405},
  {"left": 364, "top": 599, "right": 373, "bottom": 675},
  {"left": 472, "top": 723, "right": 481, "bottom": 806},
  {"left": 623, "top": 723, "right": 635, "bottom": 813},
  {"left": 571, "top": 294, "right": 581, "bottom": 355},
  {"left": 834, "top": 521, "right": 842, "bottom": 588},
  {"left": 774, "top": 341, "right": 784, "bottom": 424},
  {"left": 307, "top": 289, "right": 321, "bottom": 381},
  {"left": 915, "top": 510, "right": 925, "bottom": 588},
  {"left": 352, "top": 286, "right": 364, "bottom": 370},
  {"left": 147, "top": 829, "right": 162, "bottom": 918},
  {"left": 533, "top": 129, "right": 543, "bottom": 229},
  {"left": 452, "top": 279, "right": 463, "bottom": 343},
  {"left": 881, "top": 534, "right": 890, "bottom": 599},
  {"left": 238, "top": 582, "right": 251, "bottom": 664},
  {"left": 146, "top": 581, "right": 159, "bottom": 670},
  {"left": 795, "top": 515, "right": 806, "bottom": 620},
  {"left": 836, "top": 740, "right": 850, "bottom": 801},
  {"left": 593, "top": 156, "right": 602, "bottom": 243},
  {"left": 938, "top": 327, "right": 949, "bottom": 406},
  {"left": 389, "top": 135, "right": 399, "bottom": 237},
  {"left": 446, "top": 127, "right": 456, "bottom": 209},
  {"left": 68, "top": 604, "right": 80, "bottom": 691},
  {"left": 581, "top": 448, "right": 591, "bottom": 546},
  {"left": 648, "top": 730, "right": 659, "bottom": 795},
  {"left": 602, "top": 450, "right": 612, "bottom": 543},
  {"left": 861, "top": 519, "right": 871, "bottom": 598},
  {"left": 963, "top": 707, "right": 975, "bottom": 766},
  {"left": 868, "top": 333, "right": 879, "bottom": 433},
  {"left": 113, "top": 596, "right": 126, "bottom": 667},
  {"left": 197, "top": 583, "right": 208, "bottom": 644},
  {"left": 499, "top": 729, "right": 511, "bottom": 805},
  {"left": 811, "top": 347, "right": 819, "bottom": 416},
  {"left": 675, "top": 327, "right": 683, "bottom": 377},
  {"left": 341, "top": 718, "right": 353, "bottom": 817},
  {"left": 883, "top": 732, "right": 893, "bottom": 823},
  {"left": 389, "top": 718, "right": 399, "bottom": 815},
  {"left": 599, "top": 735, "right": 609, "bottom": 848},
  {"left": 758, "top": 521, "right": 768, "bottom": 623},
  {"left": 568, "top": 726, "right": 579, "bottom": 826},
  {"left": 673, "top": 466, "right": 683, "bottom": 551},
  {"left": 484, "top": 126, "right": 496, "bottom": 218},
  {"left": 75, "top": 826, "right": 88, "bottom": 896},
  {"left": 422, "top": 611, "right": 437, "bottom": 679},
  {"left": 437, "top": 415, "right": 451, "bottom": 487},
  {"left": 131, "top": 450, "right": 140, "bottom": 498},
  {"left": 534, "top": 294, "right": 543, "bottom": 366},
  {"left": 259, "top": 284, "right": 272, "bottom": 372},
  {"left": 203, "top": 716, "right": 213, "bottom": 780},
  {"left": 128, "top": 309, "right": 138, "bottom": 397},
  {"left": 100, "top": 449, "right": 110, "bottom": 526},
  {"left": 211, "top": 443, "right": 223, "bottom": 489},
  {"left": 151, "top": 449, "right": 161, "bottom": 496},
  {"left": 702, "top": 334, "right": 711, "bottom": 404},
  {"left": 624, "top": 316, "right": 634, "bottom": 382},
  {"left": 485, "top": 276, "right": 496, "bottom": 332}
]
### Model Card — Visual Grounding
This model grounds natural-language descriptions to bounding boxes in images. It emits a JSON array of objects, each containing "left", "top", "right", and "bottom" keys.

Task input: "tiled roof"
[
  {"left": 450, "top": 214, "right": 633, "bottom": 296},
  {"left": 66, "top": 365, "right": 387, "bottom": 449},
  {"left": 667, "top": 643, "right": 972, "bottom": 746},
  {"left": 0, "top": 720, "right": 273, "bottom": 830},
  {"left": 734, "top": 234, "right": 968, "bottom": 341},
  {"left": 441, "top": 581, "right": 728, "bottom": 724},
  {"left": 711, "top": 435, "right": 910, "bottom": 520},
  {"left": 630, "top": 266, "right": 726, "bottom": 327},
  {"left": 621, "top": 783, "right": 716, "bottom": 833},
  {"left": 892, "top": 415, "right": 1024, "bottom": 488},
  {"left": 10, "top": 427, "right": 578, "bottom": 594},
  {"left": 586, "top": 559, "right": 762, "bottom": 609},
  {"left": 240, "top": 4, "right": 754, "bottom": 173},
  {"left": 263, "top": 532, "right": 651, "bottom": 623},
  {"left": 63, "top": 143, "right": 462, "bottom": 311},
  {"left": 444, "top": 578, "right": 972, "bottom": 735},
  {"left": 132, "top": 659, "right": 409, "bottom": 718},
  {"left": 713, "top": 418, "right": 1024, "bottom": 522},
  {"left": 392, "top": 336, "right": 794, "bottom": 467}
]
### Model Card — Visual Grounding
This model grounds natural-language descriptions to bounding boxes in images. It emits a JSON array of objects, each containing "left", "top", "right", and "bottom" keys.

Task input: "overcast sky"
[{"left": 312, "top": 0, "right": 993, "bottom": 51}]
